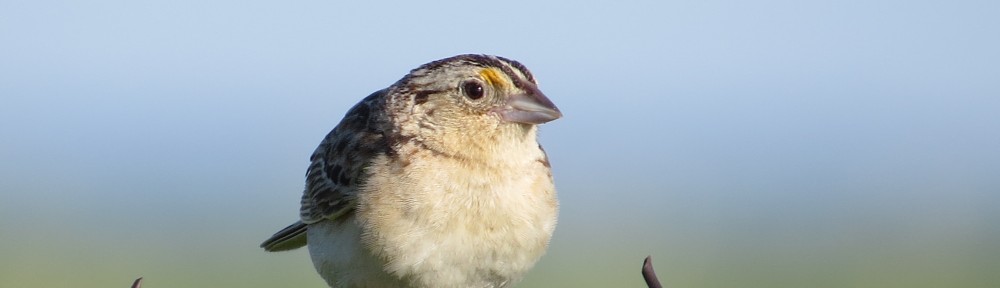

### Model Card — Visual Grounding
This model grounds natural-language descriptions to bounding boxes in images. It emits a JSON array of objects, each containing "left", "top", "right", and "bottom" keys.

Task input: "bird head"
[{"left": 385, "top": 55, "right": 561, "bottom": 159}]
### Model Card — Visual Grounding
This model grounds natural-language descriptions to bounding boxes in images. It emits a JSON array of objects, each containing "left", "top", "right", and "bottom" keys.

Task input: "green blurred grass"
[{"left": 2, "top": 213, "right": 997, "bottom": 288}]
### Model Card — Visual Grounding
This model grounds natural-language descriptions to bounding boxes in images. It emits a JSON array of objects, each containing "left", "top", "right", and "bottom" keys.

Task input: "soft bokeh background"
[{"left": 2, "top": 0, "right": 998, "bottom": 287}]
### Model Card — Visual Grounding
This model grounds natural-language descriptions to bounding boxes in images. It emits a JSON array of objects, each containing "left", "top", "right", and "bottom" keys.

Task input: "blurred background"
[{"left": 2, "top": 0, "right": 998, "bottom": 287}]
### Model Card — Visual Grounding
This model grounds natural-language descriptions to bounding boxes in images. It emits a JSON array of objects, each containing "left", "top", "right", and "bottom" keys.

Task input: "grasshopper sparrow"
[{"left": 262, "top": 54, "right": 561, "bottom": 288}]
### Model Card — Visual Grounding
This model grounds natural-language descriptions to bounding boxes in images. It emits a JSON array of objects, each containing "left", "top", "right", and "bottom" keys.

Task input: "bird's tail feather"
[{"left": 261, "top": 221, "right": 308, "bottom": 252}]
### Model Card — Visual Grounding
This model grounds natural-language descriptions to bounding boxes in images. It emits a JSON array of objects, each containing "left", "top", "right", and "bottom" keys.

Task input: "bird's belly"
[{"left": 356, "top": 161, "right": 557, "bottom": 287}]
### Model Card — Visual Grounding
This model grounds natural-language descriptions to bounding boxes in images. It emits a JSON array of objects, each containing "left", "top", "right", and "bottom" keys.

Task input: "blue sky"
[{"left": 2, "top": 1, "right": 998, "bottom": 287}]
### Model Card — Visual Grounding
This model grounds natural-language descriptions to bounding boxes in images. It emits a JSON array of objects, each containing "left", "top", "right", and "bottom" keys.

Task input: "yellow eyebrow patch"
[{"left": 478, "top": 68, "right": 509, "bottom": 88}]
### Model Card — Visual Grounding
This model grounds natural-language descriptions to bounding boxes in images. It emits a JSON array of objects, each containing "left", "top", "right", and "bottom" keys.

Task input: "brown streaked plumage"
[{"left": 261, "top": 54, "right": 560, "bottom": 288}]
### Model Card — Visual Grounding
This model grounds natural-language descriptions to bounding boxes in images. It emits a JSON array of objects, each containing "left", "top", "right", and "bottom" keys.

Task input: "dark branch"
[
  {"left": 642, "top": 256, "right": 663, "bottom": 288},
  {"left": 131, "top": 277, "right": 142, "bottom": 288},
  {"left": 131, "top": 258, "right": 664, "bottom": 287}
]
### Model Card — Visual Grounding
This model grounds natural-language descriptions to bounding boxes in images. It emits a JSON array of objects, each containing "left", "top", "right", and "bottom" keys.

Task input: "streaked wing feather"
[{"left": 300, "top": 90, "right": 388, "bottom": 224}]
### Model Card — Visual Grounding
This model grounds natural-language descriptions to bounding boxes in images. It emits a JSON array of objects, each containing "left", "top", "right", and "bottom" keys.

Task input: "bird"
[{"left": 261, "top": 54, "right": 561, "bottom": 288}]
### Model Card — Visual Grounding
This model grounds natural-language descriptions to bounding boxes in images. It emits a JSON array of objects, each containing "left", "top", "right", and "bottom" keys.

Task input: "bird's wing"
[
  {"left": 300, "top": 90, "right": 387, "bottom": 223},
  {"left": 261, "top": 90, "right": 388, "bottom": 251}
]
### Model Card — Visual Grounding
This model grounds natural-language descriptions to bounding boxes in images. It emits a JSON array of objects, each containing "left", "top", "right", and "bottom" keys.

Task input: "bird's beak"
[{"left": 495, "top": 86, "right": 562, "bottom": 124}]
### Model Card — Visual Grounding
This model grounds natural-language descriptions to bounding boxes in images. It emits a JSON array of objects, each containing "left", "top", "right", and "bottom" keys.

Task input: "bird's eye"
[{"left": 462, "top": 80, "right": 485, "bottom": 100}]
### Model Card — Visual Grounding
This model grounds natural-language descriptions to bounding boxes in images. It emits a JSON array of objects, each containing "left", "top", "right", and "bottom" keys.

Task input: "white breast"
[{"left": 351, "top": 145, "right": 558, "bottom": 288}]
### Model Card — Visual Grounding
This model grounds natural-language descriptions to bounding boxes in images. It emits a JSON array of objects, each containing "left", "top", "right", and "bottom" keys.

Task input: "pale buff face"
[{"left": 385, "top": 56, "right": 559, "bottom": 162}]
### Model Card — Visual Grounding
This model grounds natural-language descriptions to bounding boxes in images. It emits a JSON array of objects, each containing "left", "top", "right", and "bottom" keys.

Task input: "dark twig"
[
  {"left": 131, "top": 277, "right": 142, "bottom": 288},
  {"left": 642, "top": 256, "right": 663, "bottom": 288},
  {"left": 130, "top": 258, "right": 664, "bottom": 287}
]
